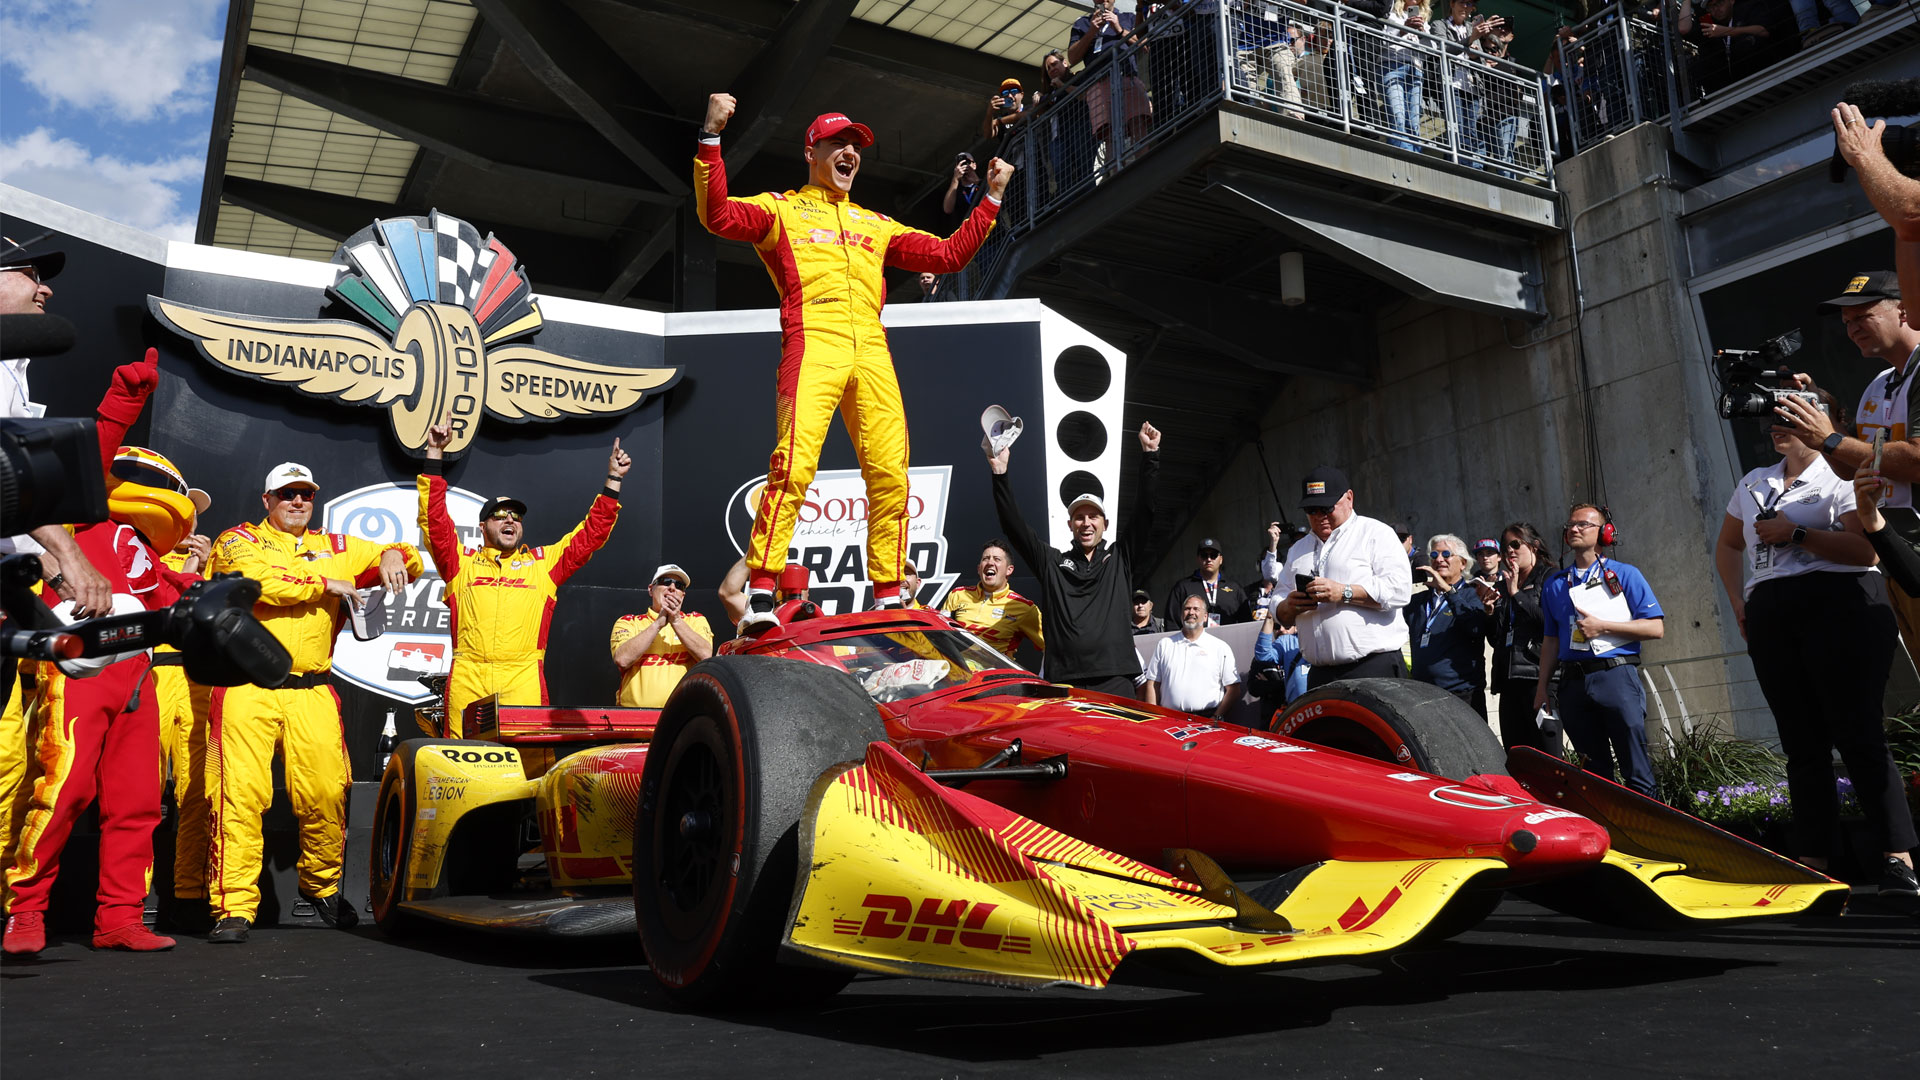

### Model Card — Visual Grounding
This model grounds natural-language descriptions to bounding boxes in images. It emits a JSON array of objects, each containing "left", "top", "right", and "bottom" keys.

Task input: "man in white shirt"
[
  {"left": 1141, "top": 595, "right": 1241, "bottom": 717},
  {"left": 1268, "top": 466, "right": 1413, "bottom": 690}
]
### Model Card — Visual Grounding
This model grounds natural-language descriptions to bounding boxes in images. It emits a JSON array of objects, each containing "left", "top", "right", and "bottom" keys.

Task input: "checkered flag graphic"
[{"left": 432, "top": 210, "right": 485, "bottom": 305}]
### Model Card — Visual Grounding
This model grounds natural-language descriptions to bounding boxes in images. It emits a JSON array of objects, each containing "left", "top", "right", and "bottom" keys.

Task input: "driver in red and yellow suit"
[
  {"left": 695, "top": 93, "right": 1013, "bottom": 629},
  {"left": 417, "top": 420, "right": 628, "bottom": 736},
  {"left": 203, "top": 462, "right": 422, "bottom": 943}
]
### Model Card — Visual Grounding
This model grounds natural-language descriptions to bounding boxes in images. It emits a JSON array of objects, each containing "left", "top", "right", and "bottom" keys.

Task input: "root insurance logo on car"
[
  {"left": 324, "top": 481, "right": 484, "bottom": 703},
  {"left": 723, "top": 465, "right": 958, "bottom": 614}
]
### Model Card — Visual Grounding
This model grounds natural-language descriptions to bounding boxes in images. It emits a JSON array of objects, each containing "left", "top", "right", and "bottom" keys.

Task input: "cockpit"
[{"left": 791, "top": 628, "right": 1024, "bottom": 703}]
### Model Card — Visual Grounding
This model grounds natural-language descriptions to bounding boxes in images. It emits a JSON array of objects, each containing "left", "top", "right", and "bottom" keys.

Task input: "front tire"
[
  {"left": 369, "top": 742, "right": 423, "bottom": 936},
  {"left": 1270, "top": 678, "right": 1507, "bottom": 780},
  {"left": 634, "top": 655, "right": 879, "bottom": 1008}
]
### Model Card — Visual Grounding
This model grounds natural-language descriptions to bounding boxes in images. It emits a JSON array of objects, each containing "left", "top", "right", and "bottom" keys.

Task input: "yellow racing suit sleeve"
[{"left": 211, "top": 526, "right": 326, "bottom": 607}]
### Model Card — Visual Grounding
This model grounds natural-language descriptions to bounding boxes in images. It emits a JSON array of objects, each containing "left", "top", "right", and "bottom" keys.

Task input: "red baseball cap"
[{"left": 805, "top": 112, "right": 874, "bottom": 148}]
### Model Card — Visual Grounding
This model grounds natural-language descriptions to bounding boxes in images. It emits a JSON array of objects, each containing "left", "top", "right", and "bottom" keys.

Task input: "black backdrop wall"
[{"left": 4, "top": 207, "right": 1072, "bottom": 777}]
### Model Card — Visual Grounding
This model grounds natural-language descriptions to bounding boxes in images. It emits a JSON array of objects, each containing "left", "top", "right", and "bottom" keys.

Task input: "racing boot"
[
  {"left": 871, "top": 581, "right": 903, "bottom": 609},
  {"left": 3, "top": 911, "right": 45, "bottom": 956},
  {"left": 93, "top": 923, "right": 176, "bottom": 951},
  {"left": 207, "top": 916, "right": 251, "bottom": 944},
  {"left": 303, "top": 890, "right": 360, "bottom": 929},
  {"left": 1881, "top": 856, "right": 1919, "bottom": 911},
  {"left": 738, "top": 591, "right": 778, "bottom": 635}
]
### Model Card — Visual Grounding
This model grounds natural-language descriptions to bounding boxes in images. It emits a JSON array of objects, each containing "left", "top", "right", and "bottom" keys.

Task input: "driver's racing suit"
[{"left": 694, "top": 136, "right": 1000, "bottom": 594}]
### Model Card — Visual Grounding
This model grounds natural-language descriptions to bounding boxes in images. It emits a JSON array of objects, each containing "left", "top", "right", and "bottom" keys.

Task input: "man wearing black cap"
[
  {"left": 1166, "top": 538, "right": 1250, "bottom": 626},
  {"left": 1130, "top": 589, "right": 1163, "bottom": 635},
  {"left": 1774, "top": 270, "right": 1920, "bottom": 649},
  {"left": 989, "top": 421, "right": 1162, "bottom": 695},
  {"left": 418, "top": 418, "right": 628, "bottom": 736},
  {"left": 1271, "top": 466, "right": 1413, "bottom": 689}
]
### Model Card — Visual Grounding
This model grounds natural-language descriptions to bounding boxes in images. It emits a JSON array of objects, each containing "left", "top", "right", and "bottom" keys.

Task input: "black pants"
[
  {"left": 1497, "top": 677, "right": 1562, "bottom": 755},
  {"left": 1306, "top": 649, "right": 1404, "bottom": 691},
  {"left": 1061, "top": 673, "right": 1138, "bottom": 699},
  {"left": 1746, "top": 571, "right": 1917, "bottom": 856}
]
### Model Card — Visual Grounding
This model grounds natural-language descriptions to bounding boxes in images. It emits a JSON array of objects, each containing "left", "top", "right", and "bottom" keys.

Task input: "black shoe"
[
  {"left": 207, "top": 916, "right": 251, "bottom": 944},
  {"left": 158, "top": 897, "right": 215, "bottom": 935},
  {"left": 303, "top": 891, "right": 360, "bottom": 929},
  {"left": 1881, "top": 856, "right": 1919, "bottom": 900}
]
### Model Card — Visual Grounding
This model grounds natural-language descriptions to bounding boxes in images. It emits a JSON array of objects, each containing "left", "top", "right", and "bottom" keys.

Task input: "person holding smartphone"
[
  {"left": 1270, "top": 466, "right": 1413, "bottom": 689},
  {"left": 1715, "top": 392, "right": 1915, "bottom": 901},
  {"left": 1487, "top": 522, "right": 1560, "bottom": 754}
]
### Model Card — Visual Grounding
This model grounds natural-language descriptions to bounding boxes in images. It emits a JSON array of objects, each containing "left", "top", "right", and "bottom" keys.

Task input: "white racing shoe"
[{"left": 737, "top": 592, "right": 779, "bottom": 635}]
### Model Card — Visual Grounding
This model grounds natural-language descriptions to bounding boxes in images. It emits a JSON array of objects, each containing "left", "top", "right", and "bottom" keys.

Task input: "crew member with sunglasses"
[
  {"left": 1269, "top": 466, "right": 1414, "bottom": 690},
  {"left": 417, "top": 420, "right": 628, "bottom": 737},
  {"left": 611, "top": 565, "right": 713, "bottom": 708},
  {"left": 203, "top": 461, "right": 422, "bottom": 944}
]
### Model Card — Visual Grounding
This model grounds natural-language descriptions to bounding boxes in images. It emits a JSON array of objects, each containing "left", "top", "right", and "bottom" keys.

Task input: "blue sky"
[{"left": 1, "top": 0, "right": 229, "bottom": 240}]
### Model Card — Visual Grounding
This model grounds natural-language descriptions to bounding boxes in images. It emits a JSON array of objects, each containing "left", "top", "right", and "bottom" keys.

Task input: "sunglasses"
[
  {"left": 271, "top": 486, "right": 317, "bottom": 502},
  {"left": 653, "top": 577, "right": 686, "bottom": 590},
  {"left": 1428, "top": 550, "right": 1460, "bottom": 561},
  {"left": 487, "top": 510, "right": 522, "bottom": 522},
  {"left": 1564, "top": 521, "right": 1601, "bottom": 532},
  {"left": 1504, "top": 538, "right": 1525, "bottom": 550},
  {"left": 0, "top": 264, "right": 44, "bottom": 283}
]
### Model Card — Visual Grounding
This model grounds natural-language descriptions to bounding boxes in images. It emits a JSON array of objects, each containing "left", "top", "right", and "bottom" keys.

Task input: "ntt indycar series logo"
[
  {"left": 323, "top": 481, "right": 485, "bottom": 704},
  {"left": 724, "top": 466, "right": 958, "bottom": 614}
]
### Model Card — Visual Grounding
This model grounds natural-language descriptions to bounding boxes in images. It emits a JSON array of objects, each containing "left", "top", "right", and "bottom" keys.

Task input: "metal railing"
[
  {"left": 1551, "top": 3, "right": 1672, "bottom": 156},
  {"left": 956, "top": 0, "right": 1554, "bottom": 299}
]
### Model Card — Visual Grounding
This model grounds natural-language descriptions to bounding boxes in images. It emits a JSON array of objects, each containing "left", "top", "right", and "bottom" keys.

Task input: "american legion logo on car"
[{"left": 149, "top": 210, "right": 681, "bottom": 457}]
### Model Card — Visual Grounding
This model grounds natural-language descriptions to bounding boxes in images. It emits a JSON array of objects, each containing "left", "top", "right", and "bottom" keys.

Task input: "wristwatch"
[
  {"left": 1790, "top": 525, "right": 1807, "bottom": 545},
  {"left": 1821, "top": 431, "right": 1844, "bottom": 455},
  {"left": 1341, "top": 584, "right": 1353, "bottom": 604}
]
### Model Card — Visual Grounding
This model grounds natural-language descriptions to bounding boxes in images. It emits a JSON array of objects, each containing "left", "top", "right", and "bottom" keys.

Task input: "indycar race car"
[{"left": 369, "top": 603, "right": 1847, "bottom": 1006}]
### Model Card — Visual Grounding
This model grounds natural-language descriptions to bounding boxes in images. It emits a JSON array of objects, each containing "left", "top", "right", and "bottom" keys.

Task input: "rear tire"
[
  {"left": 634, "top": 655, "right": 879, "bottom": 1008},
  {"left": 1269, "top": 678, "right": 1507, "bottom": 780}
]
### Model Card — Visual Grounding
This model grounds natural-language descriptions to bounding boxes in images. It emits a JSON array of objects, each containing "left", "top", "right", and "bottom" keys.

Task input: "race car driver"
[
  {"left": 696, "top": 92, "right": 1012, "bottom": 631},
  {"left": 4, "top": 353, "right": 204, "bottom": 955},
  {"left": 941, "top": 540, "right": 1044, "bottom": 657},
  {"left": 418, "top": 419, "right": 627, "bottom": 736},
  {"left": 204, "top": 462, "right": 421, "bottom": 944}
]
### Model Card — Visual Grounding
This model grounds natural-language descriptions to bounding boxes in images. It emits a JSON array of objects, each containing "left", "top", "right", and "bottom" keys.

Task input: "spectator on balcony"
[
  {"left": 1031, "top": 49, "right": 1091, "bottom": 198},
  {"left": 1678, "top": 0, "right": 1771, "bottom": 95},
  {"left": 1790, "top": 0, "right": 1858, "bottom": 48},
  {"left": 1138, "top": 1, "right": 1222, "bottom": 126},
  {"left": 941, "top": 152, "right": 985, "bottom": 235},
  {"left": 1478, "top": 22, "right": 1524, "bottom": 178},
  {"left": 1380, "top": 0, "right": 1433, "bottom": 153},
  {"left": 982, "top": 78, "right": 1027, "bottom": 152},
  {"left": 1232, "top": 4, "right": 1308, "bottom": 118},
  {"left": 1068, "top": 0, "right": 1151, "bottom": 179},
  {"left": 917, "top": 271, "right": 944, "bottom": 302},
  {"left": 1435, "top": 0, "right": 1500, "bottom": 168}
]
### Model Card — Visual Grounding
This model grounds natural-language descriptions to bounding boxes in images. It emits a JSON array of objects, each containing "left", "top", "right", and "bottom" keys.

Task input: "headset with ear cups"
[{"left": 1598, "top": 505, "right": 1616, "bottom": 547}]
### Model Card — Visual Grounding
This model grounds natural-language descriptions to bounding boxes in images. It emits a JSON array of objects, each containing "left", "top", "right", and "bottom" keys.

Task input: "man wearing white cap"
[
  {"left": 418, "top": 419, "right": 629, "bottom": 735},
  {"left": 988, "top": 420, "right": 1161, "bottom": 695},
  {"left": 203, "top": 461, "right": 421, "bottom": 943},
  {"left": 611, "top": 564, "right": 713, "bottom": 707}
]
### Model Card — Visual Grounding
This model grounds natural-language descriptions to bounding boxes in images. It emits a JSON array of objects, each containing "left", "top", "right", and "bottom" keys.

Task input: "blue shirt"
[
  {"left": 1540, "top": 557, "right": 1663, "bottom": 658},
  {"left": 1408, "top": 586, "right": 1488, "bottom": 693}
]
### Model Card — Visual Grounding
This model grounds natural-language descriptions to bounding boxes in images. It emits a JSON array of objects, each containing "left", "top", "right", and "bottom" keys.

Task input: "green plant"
[
  {"left": 1684, "top": 780, "right": 1792, "bottom": 832},
  {"left": 1886, "top": 710, "right": 1920, "bottom": 778},
  {"left": 1649, "top": 726, "right": 1788, "bottom": 809}
]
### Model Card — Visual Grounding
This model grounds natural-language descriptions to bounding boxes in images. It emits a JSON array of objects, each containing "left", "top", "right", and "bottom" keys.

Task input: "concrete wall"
[{"left": 1145, "top": 124, "right": 1758, "bottom": 737}]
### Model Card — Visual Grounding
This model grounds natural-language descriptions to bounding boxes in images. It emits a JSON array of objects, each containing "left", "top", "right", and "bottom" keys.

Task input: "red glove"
[
  {"left": 95, "top": 348, "right": 161, "bottom": 464},
  {"left": 111, "top": 348, "right": 161, "bottom": 400}
]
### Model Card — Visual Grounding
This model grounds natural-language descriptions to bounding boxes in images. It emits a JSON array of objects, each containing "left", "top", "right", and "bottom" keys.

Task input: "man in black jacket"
[
  {"left": 1165, "top": 537, "right": 1251, "bottom": 625},
  {"left": 990, "top": 420, "right": 1161, "bottom": 694}
]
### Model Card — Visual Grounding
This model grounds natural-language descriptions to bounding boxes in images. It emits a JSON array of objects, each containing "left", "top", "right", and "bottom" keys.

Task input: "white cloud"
[
  {"left": 0, "top": 0, "right": 224, "bottom": 120},
  {"left": 1, "top": 128, "right": 203, "bottom": 240}
]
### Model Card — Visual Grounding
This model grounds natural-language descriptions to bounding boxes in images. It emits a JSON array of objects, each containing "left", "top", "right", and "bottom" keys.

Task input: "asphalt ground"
[{"left": 3, "top": 897, "right": 1915, "bottom": 1079}]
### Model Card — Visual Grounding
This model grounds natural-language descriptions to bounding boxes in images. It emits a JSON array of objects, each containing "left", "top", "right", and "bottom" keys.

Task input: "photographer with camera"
[
  {"left": 982, "top": 78, "right": 1026, "bottom": 147},
  {"left": 1714, "top": 392, "right": 1917, "bottom": 901}
]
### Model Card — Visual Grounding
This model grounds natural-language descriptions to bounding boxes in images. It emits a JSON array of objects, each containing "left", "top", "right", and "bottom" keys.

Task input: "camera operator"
[{"left": 1713, "top": 393, "right": 1917, "bottom": 900}]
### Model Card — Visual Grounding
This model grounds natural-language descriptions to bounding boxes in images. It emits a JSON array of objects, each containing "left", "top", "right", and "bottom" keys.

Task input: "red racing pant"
[
  {"left": 4, "top": 658, "right": 162, "bottom": 933},
  {"left": 746, "top": 340, "right": 910, "bottom": 590}
]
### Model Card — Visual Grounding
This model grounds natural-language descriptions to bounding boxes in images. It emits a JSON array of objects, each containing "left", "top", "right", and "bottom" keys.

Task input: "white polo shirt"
[
  {"left": 2, "top": 357, "right": 45, "bottom": 556},
  {"left": 1274, "top": 512, "right": 1412, "bottom": 666},
  {"left": 1725, "top": 455, "right": 1869, "bottom": 598},
  {"left": 1143, "top": 631, "right": 1241, "bottom": 714},
  {"left": 1855, "top": 347, "right": 1917, "bottom": 509}
]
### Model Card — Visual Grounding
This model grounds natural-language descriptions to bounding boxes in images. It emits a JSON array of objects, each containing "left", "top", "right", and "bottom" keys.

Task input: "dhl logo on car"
[{"left": 832, "top": 893, "right": 1032, "bottom": 954}]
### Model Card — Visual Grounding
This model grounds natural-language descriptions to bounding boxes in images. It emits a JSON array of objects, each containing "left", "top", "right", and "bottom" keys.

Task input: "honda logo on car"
[{"left": 1428, "top": 784, "right": 1532, "bottom": 810}]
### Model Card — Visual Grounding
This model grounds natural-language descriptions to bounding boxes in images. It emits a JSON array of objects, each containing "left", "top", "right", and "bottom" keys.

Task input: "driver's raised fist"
[{"left": 705, "top": 93, "right": 737, "bottom": 134}]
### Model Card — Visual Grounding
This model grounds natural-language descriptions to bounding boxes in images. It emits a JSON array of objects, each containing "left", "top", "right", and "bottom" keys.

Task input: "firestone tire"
[
  {"left": 634, "top": 655, "right": 879, "bottom": 1009},
  {"left": 1268, "top": 678, "right": 1508, "bottom": 781},
  {"left": 369, "top": 740, "right": 425, "bottom": 937}
]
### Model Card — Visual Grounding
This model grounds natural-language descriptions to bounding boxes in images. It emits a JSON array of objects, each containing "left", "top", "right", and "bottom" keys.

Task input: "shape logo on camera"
[{"left": 149, "top": 211, "right": 681, "bottom": 458}]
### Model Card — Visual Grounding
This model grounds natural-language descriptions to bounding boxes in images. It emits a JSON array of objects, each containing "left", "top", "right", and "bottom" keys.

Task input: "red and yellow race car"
[{"left": 370, "top": 603, "right": 1846, "bottom": 1007}]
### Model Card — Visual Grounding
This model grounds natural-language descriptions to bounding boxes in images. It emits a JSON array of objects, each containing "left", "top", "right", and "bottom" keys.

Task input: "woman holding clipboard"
[{"left": 1714, "top": 396, "right": 1915, "bottom": 898}]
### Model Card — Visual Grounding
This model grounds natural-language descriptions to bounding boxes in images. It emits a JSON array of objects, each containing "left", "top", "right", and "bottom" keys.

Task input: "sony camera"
[{"left": 1715, "top": 330, "right": 1822, "bottom": 420}]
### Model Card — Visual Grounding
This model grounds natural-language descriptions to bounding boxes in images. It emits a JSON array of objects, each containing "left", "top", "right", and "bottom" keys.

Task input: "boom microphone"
[
  {"left": 0, "top": 314, "right": 76, "bottom": 360},
  {"left": 1841, "top": 78, "right": 1920, "bottom": 120}
]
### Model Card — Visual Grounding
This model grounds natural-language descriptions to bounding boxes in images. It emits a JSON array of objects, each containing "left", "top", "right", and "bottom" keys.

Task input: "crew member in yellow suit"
[
  {"left": 154, "top": 499, "right": 213, "bottom": 930},
  {"left": 203, "top": 461, "right": 421, "bottom": 944},
  {"left": 611, "top": 564, "right": 713, "bottom": 707},
  {"left": 417, "top": 419, "right": 628, "bottom": 735}
]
